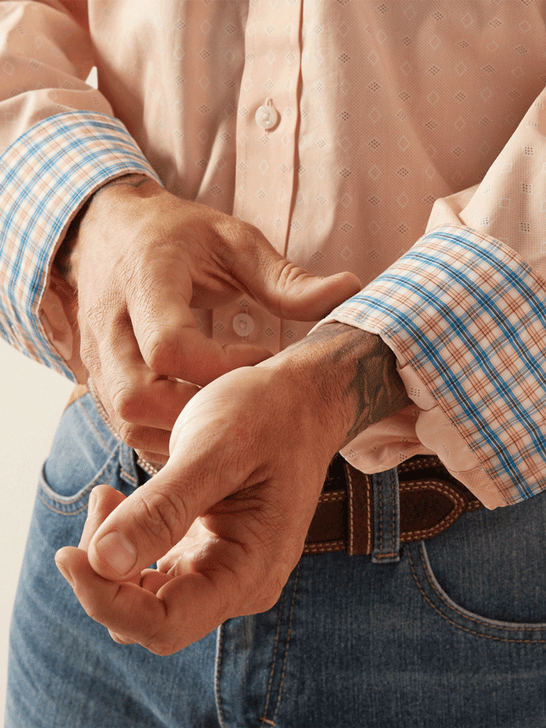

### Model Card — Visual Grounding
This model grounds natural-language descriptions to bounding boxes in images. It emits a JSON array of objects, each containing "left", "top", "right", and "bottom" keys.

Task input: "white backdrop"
[
  {"left": 0, "top": 339, "right": 73, "bottom": 722},
  {"left": 0, "top": 68, "right": 96, "bottom": 724}
]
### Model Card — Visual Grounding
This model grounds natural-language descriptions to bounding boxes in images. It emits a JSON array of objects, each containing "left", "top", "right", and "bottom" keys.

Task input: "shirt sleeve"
[
  {"left": 324, "top": 85, "right": 546, "bottom": 509},
  {"left": 0, "top": 2, "right": 160, "bottom": 378}
]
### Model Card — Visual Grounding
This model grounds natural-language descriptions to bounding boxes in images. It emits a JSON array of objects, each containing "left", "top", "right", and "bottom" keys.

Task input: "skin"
[
  {"left": 50, "top": 175, "right": 410, "bottom": 653},
  {"left": 55, "top": 322, "right": 410, "bottom": 655},
  {"left": 49, "top": 173, "right": 362, "bottom": 463}
]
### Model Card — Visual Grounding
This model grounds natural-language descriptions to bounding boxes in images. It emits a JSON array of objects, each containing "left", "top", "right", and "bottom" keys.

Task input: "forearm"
[
  {"left": 55, "top": 173, "right": 153, "bottom": 284},
  {"left": 43, "top": 174, "right": 160, "bottom": 384},
  {"left": 261, "top": 321, "right": 411, "bottom": 453}
]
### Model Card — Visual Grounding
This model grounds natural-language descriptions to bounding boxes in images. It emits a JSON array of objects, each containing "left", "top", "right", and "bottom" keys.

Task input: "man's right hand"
[{"left": 58, "top": 175, "right": 360, "bottom": 462}]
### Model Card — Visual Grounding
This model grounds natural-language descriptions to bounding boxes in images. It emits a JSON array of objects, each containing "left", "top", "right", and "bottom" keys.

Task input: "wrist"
[
  {"left": 54, "top": 174, "right": 154, "bottom": 286},
  {"left": 258, "top": 322, "right": 411, "bottom": 453}
]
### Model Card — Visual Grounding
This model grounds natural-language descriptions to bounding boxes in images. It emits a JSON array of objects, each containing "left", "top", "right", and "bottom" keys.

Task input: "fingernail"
[
  {"left": 87, "top": 489, "right": 97, "bottom": 518},
  {"left": 55, "top": 559, "right": 74, "bottom": 587},
  {"left": 95, "top": 530, "right": 137, "bottom": 577}
]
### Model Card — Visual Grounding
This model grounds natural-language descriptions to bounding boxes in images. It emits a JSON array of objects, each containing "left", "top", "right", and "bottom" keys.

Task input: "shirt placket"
[{"left": 211, "top": 0, "right": 303, "bottom": 354}]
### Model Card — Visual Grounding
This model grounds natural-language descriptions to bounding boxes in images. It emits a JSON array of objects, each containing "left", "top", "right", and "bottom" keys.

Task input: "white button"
[
  {"left": 255, "top": 100, "right": 279, "bottom": 130},
  {"left": 232, "top": 313, "right": 255, "bottom": 337}
]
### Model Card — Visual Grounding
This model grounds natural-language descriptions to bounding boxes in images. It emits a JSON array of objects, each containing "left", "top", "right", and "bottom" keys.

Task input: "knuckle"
[
  {"left": 145, "top": 636, "right": 178, "bottom": 657},
  {"left": 81, "top": 593, "right": 110, "bottom": 626},
  {"left": 83, "top": 293, "right": 122, "bottom": 337},
  {"left": 117, "top": 420, "right": 145, "bottom": 449},
  {"left": 245, "top": 559, "right": 290, "bottom": 615},
  {"left": 237, "top": 221, "right": 267, "bottom": 258},
  {"left": 212, "top": 216, "right": 258, "bottom": 259},
  {"left": 238, "top": 565, "right": 285, "bottom": 615},
  {"left": 141, "top": 330, "right": 181, "bottom": 374},
  {"left": 138, "top": 490, "right": 187, "bottom": 550},
  {"left": 252, "top": 582, "right": 284, "bottom": 613},
  {"left": 83, "top": 300, "right": 108, "bottom": 333},
  {"left": 111, "top": 384, "right": 144, "bottom": 423}
]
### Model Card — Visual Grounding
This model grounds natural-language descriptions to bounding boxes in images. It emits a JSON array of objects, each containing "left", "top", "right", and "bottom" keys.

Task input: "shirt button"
[
  {"left": 255, "top": 99, "right": 279, "bottom": 130},
  {"left": 232, "top": 313, "right": 255, "bottom": 337}
]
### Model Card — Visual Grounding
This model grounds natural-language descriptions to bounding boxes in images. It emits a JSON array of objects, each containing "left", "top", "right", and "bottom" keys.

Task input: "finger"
[
  {"left": 88, "top": 319, "right": 201, "bottom": 430},
  {"left": 79, "top": 485, "right": 126, "bottom": 550},
  {"left": 56, "top": 542, "right": 269, "bottom": 654},
  {"left": 107, "top": 568, "right": 171, "bottom": 644},
  {"left": 224, "top": 231, "right": 362, "bottom": 321},
  {"left": 156, "top": 520, "right": 206, "bottom": 576},
  {"left": 121, "top": 261, "right": 274, "bottom": 382},
  {"left": 133, "top": 323, "right": 273, "bottom": 386},
  {"left": 140, "top": 569, "right": 172, "bottom": 594},
  {"left": 55, "top": 546, "right": 170, "bottom": 647},
  {"left": 85, "top": 460, "right": 201, "bottom": 582},
  {"left": 251, "top": 263, "right": 362, "bottom": 322},
  {"left": 126, "top": 292, "right": 273, "bottom": 384},
  {"left": 108, "top": 630, "right": 137, "bottom": 645},
  {"left": 112, "top": 421, "right": 171, "bottom": 459},
  {"left": 81, "top": 318, "right": 200, "bottom": 454}
]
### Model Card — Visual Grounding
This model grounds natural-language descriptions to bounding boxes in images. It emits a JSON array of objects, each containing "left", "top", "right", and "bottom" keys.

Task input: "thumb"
[
  {"left": 232, "top": 236, "right": 362, "bottom": 321},
  {"left": 78, "top": 484, "right": 126, "bottom": 550},
  {"left": 86, "top": 465, "right": 194, "bottom": 581}
]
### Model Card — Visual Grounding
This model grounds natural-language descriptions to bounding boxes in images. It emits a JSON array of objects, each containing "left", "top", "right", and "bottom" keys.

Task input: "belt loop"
[
  {"left": 118, "top": 443, "right": 140, "bottom": 489},
  {"left": 371, "top": 467, "right": 400, "bottom": 564}
]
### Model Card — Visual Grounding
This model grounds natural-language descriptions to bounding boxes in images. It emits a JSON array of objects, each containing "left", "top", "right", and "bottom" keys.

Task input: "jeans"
[{"left": 5, "top": 391, "right": 546, "bottom": 728}]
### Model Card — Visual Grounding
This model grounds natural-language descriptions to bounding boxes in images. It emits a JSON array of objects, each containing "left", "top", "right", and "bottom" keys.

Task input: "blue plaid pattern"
[
  {"left": 2, "top": 111, "right": 546, "bottom": 505},
  {"left": 330, "top": 226, "right": 546, "bottom": 505},
  {"left": 0, "top": 111, "right": 160, "bottom": 378}
]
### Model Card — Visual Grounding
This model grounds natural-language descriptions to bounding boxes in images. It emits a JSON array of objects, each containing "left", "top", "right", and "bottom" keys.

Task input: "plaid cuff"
[
  {"left": 0, "top": 111, "right": 161, "bottom": 379},
  {"left": 329, "top": 225, "right": 546, "bottom": 505}
]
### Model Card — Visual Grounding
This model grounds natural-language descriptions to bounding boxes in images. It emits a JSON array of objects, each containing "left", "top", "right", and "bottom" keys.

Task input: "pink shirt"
[{"left": 2, "top": 1, "right": 546, "bottom": 507}]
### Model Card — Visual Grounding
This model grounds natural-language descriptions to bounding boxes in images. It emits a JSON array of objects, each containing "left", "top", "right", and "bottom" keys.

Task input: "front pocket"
[
  {"left": 39, "top": 393, "right": 122, "bottom": 514},
  {"left": 408, "top": 536, "right": 546, "bottom": 643}
]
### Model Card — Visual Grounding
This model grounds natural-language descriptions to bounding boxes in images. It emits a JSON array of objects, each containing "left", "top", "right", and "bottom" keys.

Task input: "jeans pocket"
[
  {"left": 39, "top": 393, "right": 122, "bottom": 515},
  {"left": 407, "top": 497, "right": 546, "bottom": 643}
]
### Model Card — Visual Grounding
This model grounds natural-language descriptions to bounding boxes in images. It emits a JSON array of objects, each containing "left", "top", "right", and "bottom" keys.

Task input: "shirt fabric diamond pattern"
[{"left": 1, "top": 1, "right": 546, "bottom": 507}]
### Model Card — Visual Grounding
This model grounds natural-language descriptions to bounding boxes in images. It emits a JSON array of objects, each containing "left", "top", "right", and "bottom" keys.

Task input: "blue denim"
[{"left": 5, "top": 391, "right": 546, "bottom": 727}]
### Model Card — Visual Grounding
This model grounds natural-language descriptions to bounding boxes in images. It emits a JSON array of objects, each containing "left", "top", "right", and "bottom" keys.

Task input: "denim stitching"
[
  {"left": 418, "top": 542, "right": 546, "bottom": 630},
  {"left": 374, "top": 551, "right": 399, "bottom": 560},
  {"left": 408, "top": 543, "right": 546, "bottom": 642},
  {"left": 76, "top": 397, "right": 114, "bottom": 454},
  {"left": 391, "top": 470, "right": 397, "bottom": 552},
  {"left": 38, "top": 444, "right": 121, "bottom": 509},
  {"left": 366, "top": 470, "right": 372, "bottom": 553},
  {"left": 37, "top": 491, "right": 90, "bottom": 516},
  {"left": 400, "top": 482, "right": 465, "bottom": 540},
  {"left": 347, "top": 467, "right": 355, "bottom": 554},
  {"left": 378, "top": 477, "right": 384, "bottom": 552},
  {"left": 375, "top": 471, "right": 398, "bottom": 559},
  {"left": 120, "top": 468, "right": 137, "bottom": 486},
  {"left": 88, "top": 379, "right": 122, "bottom": 443},
  {"left": 260, "top": 588, "right": 285, "bottom": 724},
  {"left": 214, "top": 623, "right": 227, "bottom": 728},
  {"left": 270, "top": 563, "right": 301, "bottom": 725}
]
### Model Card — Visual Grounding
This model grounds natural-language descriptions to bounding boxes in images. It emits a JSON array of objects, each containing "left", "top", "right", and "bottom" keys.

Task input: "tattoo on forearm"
[
  {"left": 342, "top": 330, "right": 411, "bottom": 443},
  {"left": 287, "top": 322, "right": 411, "bottom": 446}
]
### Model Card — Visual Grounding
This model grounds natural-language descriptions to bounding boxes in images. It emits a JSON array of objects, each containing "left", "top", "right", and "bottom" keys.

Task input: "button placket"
[
  {"left": 233, "top": 1, "right": 302, "bottom": 252},
  {"left": 212, "top": 0, "right": 303, "bottom": 354}
]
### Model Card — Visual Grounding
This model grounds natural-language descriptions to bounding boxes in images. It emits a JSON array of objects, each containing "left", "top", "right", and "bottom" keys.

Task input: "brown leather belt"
[
  {"left": 73, "top": 383, "right": 483, "bottom": 557},
  {"left": 303, "top": 454, "right": 483, "bottom": 556}
]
